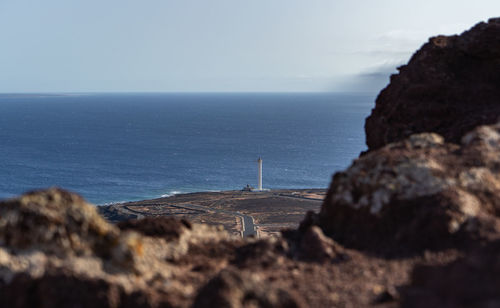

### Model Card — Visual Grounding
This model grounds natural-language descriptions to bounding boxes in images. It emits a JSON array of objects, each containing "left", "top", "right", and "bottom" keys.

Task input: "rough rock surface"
[
  {"left": 402, "top": 240, "right": 500, "bottom": 308},
  {"left": 318, "top": 125, "right": 500, "bottom": 252},
  {"left": 192, "top": 269, "right": 305, "bottom": 308},
  {"left": 117, "top": 217, "right": 192, "bottom": 241},
  {"left": 0, "top": 188, "right": 426, "bottom": 307},
  {"left": 0, "top": 188, "right": 234, "bottom": 307},
  {"left": 0, "top": 188, "right": 119, "bottom": 258},
  {"left": 365, "top": 18, "right": 500, "bottom": 151}
]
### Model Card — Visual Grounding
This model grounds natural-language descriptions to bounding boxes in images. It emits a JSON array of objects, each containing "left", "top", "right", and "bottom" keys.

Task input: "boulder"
[
  {"left": 365, "top": 18, "right": 500, "bottom": 151},
  {"left": 0, "top": 188, "right": 119, "bottom": 258},
  {"left": 0, "top": 188, "right": 234, "bottom": 308},
  {"left": 318, "top": 124, "right": 500, "bottom": 252}
]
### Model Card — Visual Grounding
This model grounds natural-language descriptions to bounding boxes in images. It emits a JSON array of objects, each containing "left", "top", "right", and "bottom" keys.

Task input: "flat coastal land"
[{"left": 98, "top": 189, "right": 325, "bottom": 237}]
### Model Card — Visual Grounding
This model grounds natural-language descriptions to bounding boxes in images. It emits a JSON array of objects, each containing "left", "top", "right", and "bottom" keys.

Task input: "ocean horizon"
[{"left": 0, "top": 92, "right": 375, "bottom": 204}]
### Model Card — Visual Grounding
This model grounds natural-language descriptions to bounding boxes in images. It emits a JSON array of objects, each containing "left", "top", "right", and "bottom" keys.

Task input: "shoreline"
[{"left": 97, "top": 187, "right": 326, "bottom": 206}]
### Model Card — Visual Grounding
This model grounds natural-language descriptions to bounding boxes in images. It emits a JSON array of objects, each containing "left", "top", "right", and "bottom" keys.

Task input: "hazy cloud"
[{"left": 333, "top": 60, "right": 405, "bottom": 93}]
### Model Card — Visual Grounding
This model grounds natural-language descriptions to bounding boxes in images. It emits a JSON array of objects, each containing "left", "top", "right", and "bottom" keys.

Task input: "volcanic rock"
[
  {"left": 402, "top": 240, "right": 500, "bottom": 308},
  {"left": 233, "top": 237, "right": 289, "bottom": 268},
  {"left": 0, "top": 188, "right": 427, "bottom": 307},
  {"left": 192, "top": 269, "right": 305, "bottom": 308},
  {"left": 0, "top": 270, "right": 175, "bottom": 308},
  {"left": 365, "top": 18, "right": 500, "bottom": 151},
  {"left": 117, "top": 217, "right": 192, "bottom": 241},
  {"left": 296, "top": 226, "right": 343, "bottom": 262},
  {"left": 0, "top": 188, "right": 119, "bottom": 258},
  {"left": 318, "top": 124, "right": 500, "bottom": 253},
  {"left": 0, "top": 188, "right": 233, "bottom": 308}
]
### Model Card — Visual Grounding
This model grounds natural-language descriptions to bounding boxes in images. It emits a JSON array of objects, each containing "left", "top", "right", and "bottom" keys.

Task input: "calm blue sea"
[{"left": 0, "top": 93, "right": 374, "bottom": 204}]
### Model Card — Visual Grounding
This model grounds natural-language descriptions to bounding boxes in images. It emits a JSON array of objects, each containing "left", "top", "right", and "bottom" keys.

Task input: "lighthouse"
[{"left": 257, "top": 157, "right": 263, "bottom": 191}]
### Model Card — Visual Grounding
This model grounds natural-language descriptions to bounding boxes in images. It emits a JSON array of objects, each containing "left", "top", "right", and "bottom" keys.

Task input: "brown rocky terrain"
[
  {"left": 313, "top": 126, "right": 500, "bottom": 254},
  {"left": 365, "top": 17, "right": 500, "bottom": 151},
  {"left": 2, "top": 18, "right": 500, "bottom": 307},
  {"left": 0, "top": 188, "right": 464, "bottom": 307}
]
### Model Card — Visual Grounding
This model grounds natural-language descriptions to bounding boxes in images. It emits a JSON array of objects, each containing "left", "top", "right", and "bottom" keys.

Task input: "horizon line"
[{"left": 0, "top": 90, "right": 378, "bottom": 95}]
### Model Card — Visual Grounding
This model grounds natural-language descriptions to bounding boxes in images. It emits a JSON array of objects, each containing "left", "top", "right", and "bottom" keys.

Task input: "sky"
[{"left": 0, "top": 1, "right": 499, "bottom": 93}]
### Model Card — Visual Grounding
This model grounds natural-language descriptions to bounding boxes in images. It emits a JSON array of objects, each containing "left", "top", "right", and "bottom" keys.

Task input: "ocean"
[{"left": 0, "top": 92, "right": 375, "bottom": 204}]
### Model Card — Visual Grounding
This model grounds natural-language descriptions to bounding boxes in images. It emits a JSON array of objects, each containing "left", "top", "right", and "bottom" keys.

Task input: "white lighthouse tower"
[{"left": 257, "top": 157, "right": 263, "bottom": 191}]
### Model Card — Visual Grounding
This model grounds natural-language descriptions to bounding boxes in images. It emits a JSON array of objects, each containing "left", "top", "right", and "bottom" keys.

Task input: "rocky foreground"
[{"left": 2, "top": 18, "right": 500, "bottom": 307}]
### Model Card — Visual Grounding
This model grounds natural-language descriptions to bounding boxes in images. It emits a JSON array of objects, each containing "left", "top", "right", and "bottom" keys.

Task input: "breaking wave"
[{"left": 161, "top": 191, "right": 182, "bottom": 198}]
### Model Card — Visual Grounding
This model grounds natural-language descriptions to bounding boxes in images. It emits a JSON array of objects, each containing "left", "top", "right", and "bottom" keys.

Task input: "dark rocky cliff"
[{"left": 365, "top": 18, "right": 500, "bottom": 151}]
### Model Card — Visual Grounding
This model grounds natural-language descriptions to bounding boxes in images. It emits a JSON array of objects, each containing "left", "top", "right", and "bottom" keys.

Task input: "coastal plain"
[{"left": 99, "top": 189, "right": 325, "bottom": 237}]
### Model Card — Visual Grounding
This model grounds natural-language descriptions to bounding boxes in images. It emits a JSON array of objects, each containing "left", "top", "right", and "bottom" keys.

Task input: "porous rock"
[
  {"left": 192, "top": 268, "right": 305, "bottom": 308},
  {"left": 365, "top": 17, "right": 500, "bottom": 151},
  {"left": 296, "top": 226, "right": 343, "bottom": 262},
  {"left": 0, "top": 270, "right": 175, "bottom": 308},
  {"left": 0, "top": 187, "right": 119, "bottom": 258},
  {"left": 402, "top": 240, "right": 500, "bottom": 308},
  {"left": 233, "top": 237, "right": 289, "bottom": 268},
  {"left": 0, "top": 188, "right": 234, "bottom": 308},
  {"left": 318, "top": 124, "right": 500, "bottom": 252},
  {"left": 118, "top": 217, "right": 192, "bottom": 241}
]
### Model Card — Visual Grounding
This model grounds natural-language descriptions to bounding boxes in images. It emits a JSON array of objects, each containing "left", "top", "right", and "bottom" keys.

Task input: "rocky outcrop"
[
  {"left": 365, "top": 18, "right": 500, "bottom": 151},
  {"left": 0, "top": 188, "right": 360, "bottom": 307},
  {"left": 297, "top": 17, "right": 500, "bottom": 306},
  {"left": 0, "top": 188, "right": 236, "bottom": 307},
  {"left": 317, "top": 124, "right": 500, "bottom": 253},
  {"left": 0, "top": 188, "right": 119, "bottom": 258}
]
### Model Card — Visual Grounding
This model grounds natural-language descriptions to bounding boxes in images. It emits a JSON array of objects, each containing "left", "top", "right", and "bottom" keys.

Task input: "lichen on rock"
[
  {"left": 0, "top": 187, "right": 120, "bottom": 258},
  {"left": 0, "top": 188, "right": 238, "bottom": 307},
  {"left": 318, "top": 125, "right": 500, "bottom": 252}
]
